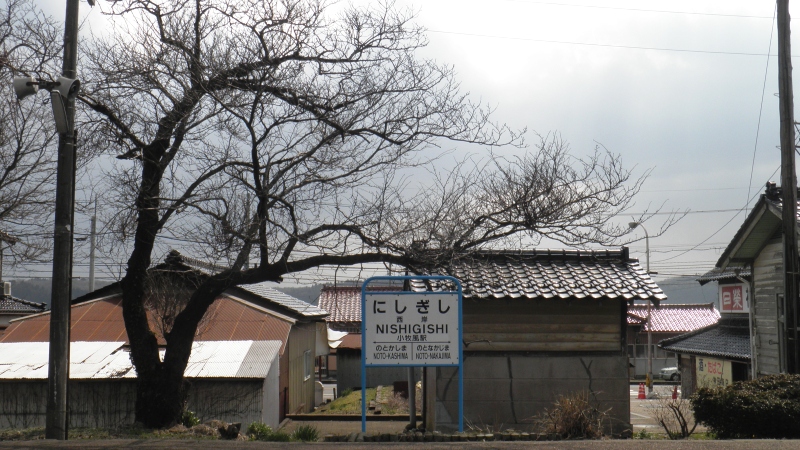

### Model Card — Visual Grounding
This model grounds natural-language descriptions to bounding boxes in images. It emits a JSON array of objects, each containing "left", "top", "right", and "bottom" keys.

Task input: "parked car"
[{"left": 660, "top": 367, "right": 681, "bottom": 381}]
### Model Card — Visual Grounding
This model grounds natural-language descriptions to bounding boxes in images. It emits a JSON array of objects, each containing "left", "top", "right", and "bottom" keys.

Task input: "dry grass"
[{"left": 534, "top": 390, "right": 608, "bottom": 439}]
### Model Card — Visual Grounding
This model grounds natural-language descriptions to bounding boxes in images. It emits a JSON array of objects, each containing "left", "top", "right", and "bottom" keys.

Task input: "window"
[{"left": 303, "top": 350, "right": 312, "bottom": 381}]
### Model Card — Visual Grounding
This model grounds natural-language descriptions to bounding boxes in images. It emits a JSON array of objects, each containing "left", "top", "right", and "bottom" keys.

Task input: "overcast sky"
[
  {"left": 396, "top": 0, "right": 787, "bottom": 290},
  {"left": 21, "top": 1, "right": 797, "bottom": 293}
]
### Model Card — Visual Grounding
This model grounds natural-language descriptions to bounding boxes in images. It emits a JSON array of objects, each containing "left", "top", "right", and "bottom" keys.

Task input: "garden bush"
[
  {"left": 247, "top": 422, "right": 292, "bottom": 442},
  {"left": 291, "top": 424, "right": 320, "bottom": 442},
  {"left": 246, "top": 422, "right": 273, "bottom": 441},
  {"left": 180, "top": 410, "right": 200, "bottom": 428},
  {"left": 691, "top": 374, "right": 800, "bottom": 438}
]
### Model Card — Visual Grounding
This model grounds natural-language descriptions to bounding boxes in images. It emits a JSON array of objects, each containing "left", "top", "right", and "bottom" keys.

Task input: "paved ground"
[
  {"left": 629, "top": 383, "right": 704, "bottom": 434},
  {"left": 2, "top": 439, "right": 800, "bottom": 449},
  {"left": 0, "top": 382, "right": 726, "bottom": 448}
]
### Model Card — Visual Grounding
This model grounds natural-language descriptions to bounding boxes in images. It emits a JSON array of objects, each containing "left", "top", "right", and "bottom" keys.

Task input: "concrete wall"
[
  {"left": 336, "top": 348, "right": 420, "bottom": 393},
  {"left": 435, "top": 352, "right": 631, "bottom": 436}
]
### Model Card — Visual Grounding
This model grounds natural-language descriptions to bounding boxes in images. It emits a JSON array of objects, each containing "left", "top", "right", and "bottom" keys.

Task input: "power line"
[
  {"left": 497, "top": 0, "right": 773, "bottom": 19},
  {"left": 747, "top": 5, "right": 777, "bottom": 208},
  {"left": 427, "top": 29, "right": 791, "bottom": 57}
]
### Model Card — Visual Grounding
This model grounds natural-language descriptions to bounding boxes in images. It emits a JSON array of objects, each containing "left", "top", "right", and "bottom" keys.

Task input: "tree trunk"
[{"left": 134, "top": 364, "right": 188, "bottom": 428}]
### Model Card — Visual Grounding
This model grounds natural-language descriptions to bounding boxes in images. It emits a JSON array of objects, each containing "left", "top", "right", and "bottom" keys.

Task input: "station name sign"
[{"left": 364, "top": 293, "right": 459, "bottom": 366}]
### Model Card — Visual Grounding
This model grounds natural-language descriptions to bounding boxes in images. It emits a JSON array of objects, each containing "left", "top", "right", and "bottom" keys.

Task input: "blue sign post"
[{"left": 360, "top": 275, "right": 464, "bottom": 433}]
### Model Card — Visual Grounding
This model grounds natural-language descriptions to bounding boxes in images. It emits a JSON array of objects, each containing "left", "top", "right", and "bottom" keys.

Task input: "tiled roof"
[
  {"left": 0, "top": 296, "right": 293, "bottom": 352},
  {"left": 318, "top": 284, "right": 402, "bottom": 325},
  {"left": 627, "top": 303, "right": 720, "bottom": 333},
  {"left": 237, "top": 282, "right": 328, "bottom": 319},
  {"left": 697, "top": 267, "right": 751, "bottom": 285},
  {"left": 659, "top": 317, "right": 750, "bottom": 360},
  {"left": 410, "top": 248, "right": 666, "bottom": 301},
  {"left": 0, "top": 296, "right": 47, "bottom": 314}
]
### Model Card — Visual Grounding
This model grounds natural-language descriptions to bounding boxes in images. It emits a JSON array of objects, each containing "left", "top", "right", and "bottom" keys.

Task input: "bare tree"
[
  {"left": 70, "top": 0, "right": 655, "bottom": 427},
  {"left": 0, "top": 0, "right": 62, "bottom": 269}
]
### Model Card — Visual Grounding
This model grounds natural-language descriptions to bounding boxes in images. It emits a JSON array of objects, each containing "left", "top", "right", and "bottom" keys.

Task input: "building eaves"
[
  {"left": 716, "top": 184, "right": 800, "bottom": 270},
  {"left": 697, "top": 267, "right": 752, "bottom": 286}
]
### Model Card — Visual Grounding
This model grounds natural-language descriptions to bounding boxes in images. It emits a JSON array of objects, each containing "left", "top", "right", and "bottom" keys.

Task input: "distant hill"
[
  {"left": 10, "top": 276, "right": 711, "bottom": 310},
  {"left": 6, "top": 278, "right": 112, "bottom": 306},
  {"left": 655, "top": 276, "right": 719, "bottom": 308},
  {"left": 8, "top": 277, "right": 325, "bottom": 308}
]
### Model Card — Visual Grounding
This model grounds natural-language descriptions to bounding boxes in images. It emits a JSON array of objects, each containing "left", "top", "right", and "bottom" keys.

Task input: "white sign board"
[
  {"left": 696, "top": 357, "right": 732, "bottom": 388},
  {"left": 364, "top": 292, "right": 460, "bottom": 366}
]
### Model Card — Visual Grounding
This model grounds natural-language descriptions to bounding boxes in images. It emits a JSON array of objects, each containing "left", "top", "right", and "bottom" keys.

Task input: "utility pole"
[
  {"left": 778, "top": 0, "right": 799, "bottom": 374},
  {"left": 89, "top": 212, "right": 96, "bottom": 292},
  {"left": 46, "top": 0, "right": 80, "bottom": 439}
]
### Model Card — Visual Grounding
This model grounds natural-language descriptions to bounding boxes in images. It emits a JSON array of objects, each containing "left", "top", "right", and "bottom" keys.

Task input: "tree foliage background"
[{"left": 0, "top": 0, "right": 61, "bottom": 267}]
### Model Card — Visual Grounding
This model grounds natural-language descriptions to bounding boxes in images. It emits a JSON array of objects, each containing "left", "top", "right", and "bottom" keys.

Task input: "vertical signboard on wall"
[
  {"left": 720, "top": 284, "right": 749, "bottom": 313},
  {"left": 696, "top": 357, "right": 732, "bottom": 388}
]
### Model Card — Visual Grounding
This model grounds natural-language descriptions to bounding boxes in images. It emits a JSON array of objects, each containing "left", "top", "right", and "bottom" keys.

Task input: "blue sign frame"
[{"left": 360, "top": 275, "right": 464, "bottom": 433}]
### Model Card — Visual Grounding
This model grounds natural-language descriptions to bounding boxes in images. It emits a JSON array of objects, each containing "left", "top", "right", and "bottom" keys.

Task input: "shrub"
[
  {"left": 247, "top": 422, "right": 293, "bottom": 442},
  {"left": 291, "top": 424, "right": 320, "bottom": 442},
  {"left": 180, "top": 410, "right": 200, "bottom": 428},
  {"left": 247, "top": 422, "right": 273, "bottom": 441},
  {"left": 650, "top": 397, "right": 697, "bottom": 439},
  {"left": 690, "top": 374, "right": 800, "bottom": 439},
  {"left": 535, "top": 390, "right": 608, "bottom": 439},
  {"left": 269, "top": 430, "right": 291, "bottom": 442}
]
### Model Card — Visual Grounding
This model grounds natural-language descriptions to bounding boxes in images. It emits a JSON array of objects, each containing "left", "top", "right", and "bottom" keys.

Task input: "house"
[
  {"left": 0, "top": 283, "right": 46, "bottom": 334},
  {"left": 0, "top": 251, "right": 328, "bottom": 428},
  {"left": 657, "top": 268, "right": 754, "bottom": 398},
  {"left": 411, "top": 248, "right": 665, "bottom": 435},
  {"left": 710, "top": 182, "right": 794, "bottom": 376},
  {"left": 626, "top": 303, "right": 720, "bottom": 377}
]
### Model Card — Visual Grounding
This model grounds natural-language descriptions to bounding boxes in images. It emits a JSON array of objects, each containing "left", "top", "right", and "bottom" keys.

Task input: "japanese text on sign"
[
  {"left": 364, "top": 293, "right": 459, "bottom": 365},
  {"left": 720, "top": 284, "right": 748, "bottom": 313}
]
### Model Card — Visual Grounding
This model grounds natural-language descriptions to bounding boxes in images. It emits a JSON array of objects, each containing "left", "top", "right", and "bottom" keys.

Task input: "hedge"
[{"left": 690, "top": 374, "right": 800, "bottom": 438}]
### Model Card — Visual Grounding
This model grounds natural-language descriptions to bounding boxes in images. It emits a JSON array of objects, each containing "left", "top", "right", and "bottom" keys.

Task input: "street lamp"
[{"left": 629, "top": 221, "right": 654, "bottom": 394}]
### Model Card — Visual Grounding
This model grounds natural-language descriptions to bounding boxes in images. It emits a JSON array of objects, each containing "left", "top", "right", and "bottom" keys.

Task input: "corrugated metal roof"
[
  {"left": 0, "top": 296, "right": 293, "bottom": 352},
  {"left": 660, "top": 317, "right": 751, "bottom": 360},
  {"left": 628, "top": 303, "right": 720, "bottom": 332},
  {"left": 238, "top": 282, "right": 328, "bottom": 318},
  {"left": 0, "top": 340, "right": 281, "bottom": 380},
  {"left": 411, "top": 249, "right": 666, "bottom": 302}
]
